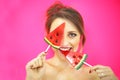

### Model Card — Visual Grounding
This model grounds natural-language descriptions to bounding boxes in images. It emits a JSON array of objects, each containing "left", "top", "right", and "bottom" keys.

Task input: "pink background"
[{"left": 0, "top": 0, "right": 120, "bottom": 80}]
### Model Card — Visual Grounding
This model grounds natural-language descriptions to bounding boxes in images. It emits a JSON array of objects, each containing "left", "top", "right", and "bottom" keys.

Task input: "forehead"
[{"left": 50, "top": 18, "right": 79, "bottom": 32}]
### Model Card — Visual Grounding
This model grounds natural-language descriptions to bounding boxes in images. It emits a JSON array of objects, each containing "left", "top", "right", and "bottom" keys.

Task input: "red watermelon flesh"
[
  {"left": 44, "top": 22, "right": 65, "bottom": 49},
  {"left": 60, "top": 47, "right": 71, "bottom": 56},
  {"left": 66, "top": 52, "right": 87, "bottom": 69},
  {"left": 66, "top": 52, "right": 83, "bottom": 66}
]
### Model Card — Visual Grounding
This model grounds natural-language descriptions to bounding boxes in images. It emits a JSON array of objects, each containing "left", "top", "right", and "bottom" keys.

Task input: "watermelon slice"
[
  {"left": 75, "top": 54, "right": 87, "bottom": 70},
  {"left": 66, "top": 52, "right": 87, "bottom": 70},
  {"left": 44, "top": 22, "right": 65, "bottom": 49}
]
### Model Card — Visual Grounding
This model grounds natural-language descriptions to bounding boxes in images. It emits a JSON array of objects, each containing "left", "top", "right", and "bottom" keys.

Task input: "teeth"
[
  {"left": 60, "top": 47, "right": 71, "bottom": 51},
  {"left": 60, "top": 48, "right": 69, "bottom": 51}
]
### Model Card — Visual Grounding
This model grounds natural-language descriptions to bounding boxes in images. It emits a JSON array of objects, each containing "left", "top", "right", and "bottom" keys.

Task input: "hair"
[{"left": 45, "top": 1, "right": 86, "bottom": 45}]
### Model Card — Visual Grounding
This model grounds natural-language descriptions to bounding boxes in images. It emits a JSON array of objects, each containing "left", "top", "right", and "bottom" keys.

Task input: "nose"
[{"left": 60, "top": 35, "right": 69, "bottom": 46}]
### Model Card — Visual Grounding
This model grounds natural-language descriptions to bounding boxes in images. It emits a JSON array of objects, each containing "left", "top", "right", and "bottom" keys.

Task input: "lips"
[{"left": 59, "top": 47, "right": 72, "bottom": 56}]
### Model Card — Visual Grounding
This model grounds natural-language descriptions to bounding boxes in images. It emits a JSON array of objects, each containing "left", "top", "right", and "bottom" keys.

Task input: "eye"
[{"left": 68, "top": 32, "right": 77, "bottom": 38}]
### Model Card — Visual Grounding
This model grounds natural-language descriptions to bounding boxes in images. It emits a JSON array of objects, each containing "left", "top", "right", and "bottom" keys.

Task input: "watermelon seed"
[
  {"left": 50, "top": 36, "right": 52, "bottom": 39},
  {"left": 73, "top": 55, "right": 76, "bottom": 58},
  {"left": 55, "top": 40, "right": 58, "bottom": 43},
  {"left": 75, "top": 62, "right": 78, "bottom": 65},
  {"left": 56, "top": 32, "right": 59, "bottom": 36},
  {"left": 78, "top": 55, "right": 82, "bottom": 58}
]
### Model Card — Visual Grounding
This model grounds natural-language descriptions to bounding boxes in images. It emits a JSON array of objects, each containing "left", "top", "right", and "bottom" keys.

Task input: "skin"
[
  {"left": 50, "top": 18, "right": 81, "bottom": 59},
  {"left": 91, "top": 65, "right": 118, "bottom": 80},
  {"left": 26, "top": 18, "right": 118, "bottom": 80}
]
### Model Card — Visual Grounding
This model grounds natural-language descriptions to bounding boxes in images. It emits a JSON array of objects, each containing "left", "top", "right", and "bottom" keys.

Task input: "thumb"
[{"left": 37, "top": 52, "right": 46, "bottom": 61}]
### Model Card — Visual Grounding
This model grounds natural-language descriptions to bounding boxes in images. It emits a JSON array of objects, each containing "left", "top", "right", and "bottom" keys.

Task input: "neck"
[{"left": 50, "top": 51, "right": 73, "bottom": 69}]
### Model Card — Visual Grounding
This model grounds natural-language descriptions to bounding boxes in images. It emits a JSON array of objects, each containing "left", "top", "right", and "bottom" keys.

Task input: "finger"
[
  {"left": 98, "top": 72, "right": 107, "bottom": 78},
  {"left": 34, "top": 57, "right": 44, "bottom": 68},
  {"left": 31, "top": 58, "right": 38, "bottom": 68},
  {"left": 26, "top": 52, "right": 46, "bottom": 69},
  {"left": 37, "top": 53, "right": 46, "bottom": 67},
  {"left": 93, "top": 66, "right": 110, "bottom": 78},
  {"left": 26, "top": 61, "right": 34, "bottom": 69},
  {"left": 96, "top": 69, "right": 105, "bottom": 73},
  {"left": 37, "top": 52, "right": 46, "bottom": 58},
  {"left": 35, "top": 58, "right": 41, "bottom": 68},
  {"left": 81, "top": 67, "right": 92, "bottom": 74},
  {"left": 33, "top": 60, "right": 37, "bottom": 68},
  {"left": 32, "top": 52, "right": 45, "bottom": 68},
  {"left": 83, "top": 67, "right": 101, "bottom": 80},
  {"left": 92, "top": 65, "right": 105, "bottom": 71},
  {"left": 38, "top": 58, "right": 43, "bottom": 68},
  {"left": 95, "top": 66, "right": 113, "bottom": 74},
  {"left": 103, "top": 66, "right": 115, "bottom": 76},
  {"left": 26, "top": 62, "right": 30, "bottom": 69},
  {"left": 41, "top": 53, "right": 46, "bottom": 62}
]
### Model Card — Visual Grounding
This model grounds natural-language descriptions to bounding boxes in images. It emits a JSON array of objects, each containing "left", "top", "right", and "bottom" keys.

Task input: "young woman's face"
[{"left": 50, "top": 18, "right": 81, "bottom": 55}]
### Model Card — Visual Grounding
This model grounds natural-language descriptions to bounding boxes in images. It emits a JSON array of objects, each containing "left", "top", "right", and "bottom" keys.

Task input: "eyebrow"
[{"left": 67, "top": 31, "right": 78, "bottom": 33}]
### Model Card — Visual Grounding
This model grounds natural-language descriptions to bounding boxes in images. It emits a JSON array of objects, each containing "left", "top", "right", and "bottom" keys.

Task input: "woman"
[{"left": 26, "top": 2, "right": 118, "bottom": 80}]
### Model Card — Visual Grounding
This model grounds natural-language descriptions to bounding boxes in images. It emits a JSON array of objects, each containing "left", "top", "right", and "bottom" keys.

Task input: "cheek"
[
  {"left": 71, "top": 38, "right": 80, "bottom": 51},
  {"left": 51, "top": 47, "right": 58, "bottom": 52}
]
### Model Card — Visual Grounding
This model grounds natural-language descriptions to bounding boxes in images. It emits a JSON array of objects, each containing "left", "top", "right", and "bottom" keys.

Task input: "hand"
[
  {"left": 92, "top": 65, "right": 118, "bottom": 80},
  {"left": 25, "top": 52, "right": 46, "bottom": 80},
  {"left": 79, "top": 67, "right": 101, "bottom": 80}
]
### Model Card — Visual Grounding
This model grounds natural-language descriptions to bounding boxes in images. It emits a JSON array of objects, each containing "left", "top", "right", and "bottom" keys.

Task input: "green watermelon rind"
[
  {"left": 75, "top": 54, "right": 87, "bottom": 70},
  {"left": 44, "top": 37, "right": 60, "bottom": 49}
]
